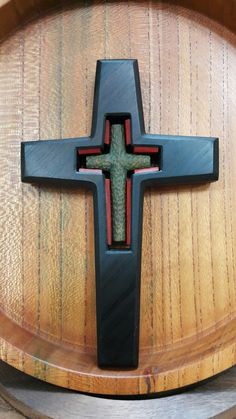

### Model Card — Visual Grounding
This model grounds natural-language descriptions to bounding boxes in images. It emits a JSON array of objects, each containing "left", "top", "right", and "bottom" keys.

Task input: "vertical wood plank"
[
  {"left": 22, "top": 22, "right": 41, "bottom": 331},
  {"left": 0, "top": 32, "right": 23, "bottom": 324},
  {"left": 38, "top": 13, "right": 62, "bottom": 339}
]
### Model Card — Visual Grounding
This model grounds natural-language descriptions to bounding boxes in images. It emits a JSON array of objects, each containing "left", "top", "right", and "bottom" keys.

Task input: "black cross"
[{"left": 21, "top": 60, "right": 218, "bottom": 368}]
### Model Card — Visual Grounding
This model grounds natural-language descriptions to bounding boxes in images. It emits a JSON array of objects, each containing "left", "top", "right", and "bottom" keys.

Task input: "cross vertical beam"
[{"left": 21, "top": 60, "right": 219, "bottom": 368}]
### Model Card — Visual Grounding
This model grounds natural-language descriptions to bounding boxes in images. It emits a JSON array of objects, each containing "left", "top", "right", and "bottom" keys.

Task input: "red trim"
[
  {"left": 134, "top": 167, "right": 159, "bottom": 174},
  {"left": 105, "top": 178, "right": 112, "bottom": 246},
  {"left": 133, "top": 146, "right": 159, "bottom": 154},
  {"left": 126, "top": 178, "right": 132, "bottom": 246},
  {"left": 125, "top": 119, "right": 131, "bottom": 145},
  {"left": 79, "top": 168, "right": 102, "bottom": 174},
  {"left": 78, "top": 147, "right": 102, "bottom": 155},
  {"left": 104, "top": 119, "right": 110, "bottom": 145}
]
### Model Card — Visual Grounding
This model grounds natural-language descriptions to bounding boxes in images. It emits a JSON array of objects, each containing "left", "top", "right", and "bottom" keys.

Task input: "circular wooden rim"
[
  {"left": 1, "top": 311, "right": 236, "bottom": 395},
  {"left": 0, "top": 0, "right": 236, "bottom": 395},
  {"left": 1, "top": 361, "right": 236, "bottom": 418}
]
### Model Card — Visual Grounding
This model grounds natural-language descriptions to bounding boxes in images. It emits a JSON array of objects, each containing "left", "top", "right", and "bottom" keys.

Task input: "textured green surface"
[{"left": 86, "top": 124, "right": 151, "bottom": 243}]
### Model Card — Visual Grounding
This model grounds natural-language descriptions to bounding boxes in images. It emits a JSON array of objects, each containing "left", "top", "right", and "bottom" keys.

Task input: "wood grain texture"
[
  {"left": 0, "top": 0, "right": 236, "bottom": 395},
  {"left": 2, "top": 361, "right": 236, "bottom": 419}
]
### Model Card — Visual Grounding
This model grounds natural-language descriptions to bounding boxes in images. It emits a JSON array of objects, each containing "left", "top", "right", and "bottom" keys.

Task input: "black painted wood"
[{"left": 21, "top": 59, "right": 219, "bottom": 368}]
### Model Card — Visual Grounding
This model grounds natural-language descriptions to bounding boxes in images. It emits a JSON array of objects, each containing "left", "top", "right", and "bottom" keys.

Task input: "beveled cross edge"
[{"left": 21, "top": 59, "right": 219, "bottom": 369}]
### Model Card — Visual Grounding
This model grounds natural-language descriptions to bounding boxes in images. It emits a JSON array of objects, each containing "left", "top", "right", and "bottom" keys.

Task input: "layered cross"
[{"left": 22, "top": 60, "right": 218, "bottom": 368}]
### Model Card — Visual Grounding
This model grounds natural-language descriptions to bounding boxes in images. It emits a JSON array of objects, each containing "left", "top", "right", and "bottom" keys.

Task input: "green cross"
[{"left": 86, "top": 124, "right": 151, "bottom": 243}]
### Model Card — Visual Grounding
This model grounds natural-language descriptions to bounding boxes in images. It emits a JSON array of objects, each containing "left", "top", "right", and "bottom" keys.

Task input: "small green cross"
[{"left": 86, "top": 124, "right": 151, "bottom": 243}]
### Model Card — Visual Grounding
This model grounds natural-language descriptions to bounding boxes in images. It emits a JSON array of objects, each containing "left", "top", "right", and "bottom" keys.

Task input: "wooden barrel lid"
[{"left": 0, "top": 0, "right": 236, "bottom": 395}]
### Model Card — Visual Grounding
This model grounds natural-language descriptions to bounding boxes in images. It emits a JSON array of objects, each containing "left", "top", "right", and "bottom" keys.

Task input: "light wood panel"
[{"left": 0, "top": 0, "right": 236, "bottom": 395}]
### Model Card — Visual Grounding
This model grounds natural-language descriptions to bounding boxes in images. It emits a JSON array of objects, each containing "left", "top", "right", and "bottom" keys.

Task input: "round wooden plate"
[
  {"left": 1, "top": 361, "right": 236, "bottom": 418},
  {"left": 0, "top": 0, "right": 236, "bottom": 396}
]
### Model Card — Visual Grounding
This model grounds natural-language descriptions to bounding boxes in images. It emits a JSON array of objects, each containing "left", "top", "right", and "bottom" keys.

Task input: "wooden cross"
[{"left": 22, "top": 60, "right": 218, "bottom": 368}]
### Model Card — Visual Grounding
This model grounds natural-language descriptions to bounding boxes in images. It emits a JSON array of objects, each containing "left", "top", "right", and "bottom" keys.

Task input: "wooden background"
[
  {"left": 0, "top": 0, "right": 236, "bottom": 395},
  {"left": 1, "top": 361, "right": 236, "bottom": 418}
]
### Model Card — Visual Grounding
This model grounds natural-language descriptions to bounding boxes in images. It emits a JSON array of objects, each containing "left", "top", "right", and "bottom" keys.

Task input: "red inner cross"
[{"left": 79, "top": 118, "right": 159, "bottom": 248}]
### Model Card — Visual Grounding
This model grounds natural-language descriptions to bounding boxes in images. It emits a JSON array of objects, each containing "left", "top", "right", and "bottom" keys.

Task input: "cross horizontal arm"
[
  {"left": 86, "top": 153, "right": 111, "bottom": 171},
  {"left": 124, "top": 153, "right": 151, "bottom": 171},
  {"left": 21, "top": 138, "right": 98, "bottom": 185},
  {"left": 135, "top": 134, "right": 219, "bottom": 183}
]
